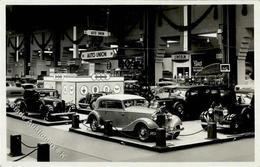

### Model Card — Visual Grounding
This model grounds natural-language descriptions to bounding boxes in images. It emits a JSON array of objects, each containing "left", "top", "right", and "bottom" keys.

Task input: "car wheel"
[
  {"left": 230, "top": 119, "right": 241, "bottom": 133},
  {"left": 172, "top": 125, "right": 181, "bottom": 139},
  {"left": 16, "top": 100, "right": 27, "bottom": 115},
  {"left": 44, "top": 105, "right": 53, "bottom": 121},
  {"left": 241, "top": 108, "right": 254, "bottom": 132},
  {"left": 137, "top": 125, "right": 150, "bottom": 142},
  {"left": 89, "top": 116, "right": 99, "bottom": 132},
  {"left": 173, "top": 102, "right": 185, "bottom": 119}
]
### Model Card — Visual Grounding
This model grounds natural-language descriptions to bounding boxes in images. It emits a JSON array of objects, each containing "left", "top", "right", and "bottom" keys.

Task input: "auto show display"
[
  {"left": 200, "top": 86, "right": 254, "bottom": 132},
  {"left": 85, "top": 94, "right": 183, "bottom": 141},
  {"left": 43, "top": 73, "right": 124, "bottom": 106},
  {"left": 8, "top": 88, "right": 76, "bottom": 122},
  {"left": 154, "top": 85, "right": 221, "bottom": 120}
]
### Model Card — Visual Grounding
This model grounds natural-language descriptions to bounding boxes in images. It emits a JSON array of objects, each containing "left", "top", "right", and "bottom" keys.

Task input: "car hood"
[{"left": 125, "top": 106, "right": 157, "bottom": 114}]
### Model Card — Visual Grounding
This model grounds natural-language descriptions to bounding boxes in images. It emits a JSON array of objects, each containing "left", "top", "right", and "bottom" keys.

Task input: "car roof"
[{"left": 98, "top": 94, "right": 145, "bottom": 101}]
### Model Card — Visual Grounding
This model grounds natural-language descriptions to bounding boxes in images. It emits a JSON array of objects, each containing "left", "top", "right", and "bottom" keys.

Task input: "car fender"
[
  {"left": 168, "top": 114, "right": 182, "bottom": 127},
  {"left": 122, "top": 118, "right": 159, "bottom": 132},
  {"left": 87, "top": 110, "right": 102, "bottom": 125},
  {"left": 200, "top": 110, "right": 209, "bottom": 122}
]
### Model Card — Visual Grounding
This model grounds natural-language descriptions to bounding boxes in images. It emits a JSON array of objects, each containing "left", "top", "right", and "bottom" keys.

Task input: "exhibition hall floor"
[{"left": 6, "top": 115, "right": 254, "bottom": 162}]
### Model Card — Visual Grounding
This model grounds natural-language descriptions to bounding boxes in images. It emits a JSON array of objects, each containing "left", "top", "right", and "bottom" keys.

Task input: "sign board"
[
  {"left": 91, "top": 73, "right": 110, "bottom": 81},
  {"left": 172, "top": 54, "right": 190, "bottom": 61},
  {"left": 81, "top": 50, "right": 115, "bottom": 60},
  {"left": 220, "top": 64, "right": 230, "bottom": 72},
  {"left": 84, "top": 30, "right": 111, "bottom": 37}
]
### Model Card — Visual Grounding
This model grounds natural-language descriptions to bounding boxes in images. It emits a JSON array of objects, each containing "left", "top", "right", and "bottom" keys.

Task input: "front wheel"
[
  {"left": 173, "top": 102, "right": 185, "bottom": 119},
  {"left": 172, "top": 125, "right": 181, "bottom": 139},
  {"left": 137, "top": 125, "right": 150, "bottom": 142},
  {"left": 89, "top": 117, "right": 99, "bottom": 132},
  {"left": 230, "top": 119, "right": 241, "bottom": 133}
]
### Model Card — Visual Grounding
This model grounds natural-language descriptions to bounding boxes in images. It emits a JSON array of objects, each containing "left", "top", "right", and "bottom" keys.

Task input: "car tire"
[
  {"left": 173, "top": 102, "right": 185, "bottom": 119},
  {"left": 230, "top": 119, "right": 241, "bottom": 133},
  {"left": 16, "top": 100, "right": 27, "bottom": 116},
  {"left": 137, "top": 125, "right": 150, "bottom": 142},
  {"left": 240, "top": 107, "right": 254, "bottom": 132},
  {"left": 89, "top": 116, "right": 99, "bottom": 132},
  {"left": 44, "top": 105, "right": 53, "bottom": 121},
  {"left": 172, "top": 125, "right": 181, "bottom": 139}
]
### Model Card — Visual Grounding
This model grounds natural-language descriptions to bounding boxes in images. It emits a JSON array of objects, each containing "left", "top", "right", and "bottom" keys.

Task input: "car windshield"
[{"left": 123, "top": 99, "right": 149, "bottom": 108}]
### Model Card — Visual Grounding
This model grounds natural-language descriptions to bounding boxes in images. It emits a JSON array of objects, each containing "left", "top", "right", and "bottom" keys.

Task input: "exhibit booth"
[{"left": 43, "top": 73, "right": 124, "bottom": 106}]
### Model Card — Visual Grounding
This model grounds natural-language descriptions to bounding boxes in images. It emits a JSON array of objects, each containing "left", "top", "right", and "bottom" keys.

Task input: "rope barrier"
[
  {"left": 21, "top": 141, "right": 38, "bottom": 149},
  {"left": 13, "top": 148, "right": 37, "bottom": 162},
  {"left": 179, "top": 129, "right": 204, "bottom": 136}
]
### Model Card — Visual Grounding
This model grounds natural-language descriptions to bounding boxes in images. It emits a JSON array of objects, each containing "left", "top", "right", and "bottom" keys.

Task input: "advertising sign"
[
  {"left": 81, "top": 50, "right": 115, "bottom": 60},
  {"left": 220, "top": 64, "right": 230, "bottom": 72},
  {"left": 84, "top": 30, "right": 111, "bottom": 37},
  {"left": 172, "top": 54, "right": 190, "bottom": 61}
]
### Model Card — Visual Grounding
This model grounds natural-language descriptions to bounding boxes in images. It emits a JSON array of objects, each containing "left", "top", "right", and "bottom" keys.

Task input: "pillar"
[
  {"left": 23, "top": 31, "right": 31, "bottom": 75},
  {"left": 144, "top": 7, "right": 156, "bottom": 85}
]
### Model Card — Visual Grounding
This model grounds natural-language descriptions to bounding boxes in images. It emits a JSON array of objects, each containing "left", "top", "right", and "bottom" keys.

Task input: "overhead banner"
[
  {"left": 81, "top": 50, "right": 115, "bottom": 60},
  {"left": 84, "top": 30, "right": 111, "bottom": 37}
]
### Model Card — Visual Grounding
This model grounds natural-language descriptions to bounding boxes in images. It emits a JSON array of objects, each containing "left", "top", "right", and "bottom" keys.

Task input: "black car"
[
  {"left": 153, "top": 85, "right": 221, "bottom": 120},
  {"left": 200, "top": 87, "right": 254, "bottom": 132},
  {"left": 78, "top": 92, "right": 111, "bottom": 110},
  {"left": 16, "top": 88, "right": 76, "bottom": 120}
]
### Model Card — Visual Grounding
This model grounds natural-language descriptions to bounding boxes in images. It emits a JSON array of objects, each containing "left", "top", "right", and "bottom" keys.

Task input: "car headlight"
[
  {"left": 166, "top": 114, "right": 173, "bottom": 120},
  {"left": 151, "top": 114, "right": 157, "bottom": 121},
  {"left": 223, "top": 109, "right": 228, "bottom": 116},
  {"left": 53, "top": 101, "right": 58, "bottom": 107},
  {"left": 208, "top": 108, "right": 214, "bottom": 114}
]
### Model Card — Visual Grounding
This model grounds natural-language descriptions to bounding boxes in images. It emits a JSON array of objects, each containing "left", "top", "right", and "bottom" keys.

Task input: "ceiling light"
[{"left": 198, "top": 33, "right": 217, "bottom": 38}]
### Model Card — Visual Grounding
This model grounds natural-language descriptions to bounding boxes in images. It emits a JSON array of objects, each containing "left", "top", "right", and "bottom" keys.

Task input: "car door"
[{"left": 103, "top": 100, "right": 127, "bottom": 128}]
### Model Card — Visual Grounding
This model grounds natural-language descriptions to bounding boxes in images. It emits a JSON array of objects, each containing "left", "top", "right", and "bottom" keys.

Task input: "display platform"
[
  {"left": 6, "top": 112, "right": 72, "bottom": 126},
  {"left": 69, "top": 120, "right": 254, "bottom": 152}
]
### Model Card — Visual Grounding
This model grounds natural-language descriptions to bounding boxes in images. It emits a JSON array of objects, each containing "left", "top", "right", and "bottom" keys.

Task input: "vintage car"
[
  {"left": 86, "top": 94, "right": 183, "bottom": 141},
  {"left": 153, "top": 85, "right": 221, "bottom": 120},
  {"left": 78, "top": 91, "right": 112, "bottom": 110},
  {"left": 6, "top": 86, "right": 25, "bottom": 112},
  {"left": 21, "top": 83, "right": 37, "bottom": 89},
  {"left": 16, "top": 88, "right": 76, "bottom": 120},
  {"left": 124, "top": 80, "right": 140, "bottom": 95},
  {"left": 200, "top": 85, "right": 254, "bottom": 132}
]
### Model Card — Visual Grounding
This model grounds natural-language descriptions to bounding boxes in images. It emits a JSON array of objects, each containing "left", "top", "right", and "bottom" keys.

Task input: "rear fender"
[{"left": 122, "top": 118, "right": 159, "bottom": 132}]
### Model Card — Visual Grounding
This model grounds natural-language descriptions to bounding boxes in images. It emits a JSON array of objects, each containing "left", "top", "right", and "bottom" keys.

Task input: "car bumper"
[{"left": 201, "top": 121, "right": 231, "bottom": 129}]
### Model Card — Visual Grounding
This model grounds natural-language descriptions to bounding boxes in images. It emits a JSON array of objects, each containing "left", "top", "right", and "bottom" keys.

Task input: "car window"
[
  {"left": 99, "top": 100, "right": 106, "bottom": 108},
  {"left": 106, "top": 100, "right": 123, "bottom": 109},
  {"left": 123, "top": 99, "right": 148, "bottom": 108},
  {"left": 190, "top": 89, "right": 199, "bottom": 96}
]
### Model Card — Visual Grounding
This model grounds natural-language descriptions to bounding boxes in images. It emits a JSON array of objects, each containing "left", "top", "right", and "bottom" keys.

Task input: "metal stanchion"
[
  {"left": 156, "top": 128, "right": 166, "bottom": 147},
  {"left": 9, "top": 134, "right": 23, "bottom": 157},
  {"left": 206, "top": 108, "right": 217, "bottom": 139},
  {"left": 207, "top": 122, "right": 217, "bottom": 139},
  {"left": 71, "top": 114, "right": 80, "bottom": 129},
  {"left": 37, "top": 143, "right": 50, "bottom": 162},
  {"left": 156, "top": 114, "right": 166, "bottom": 128},
  {"left": 104, "top": 120, "right": 113, "bottom": 136}
]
